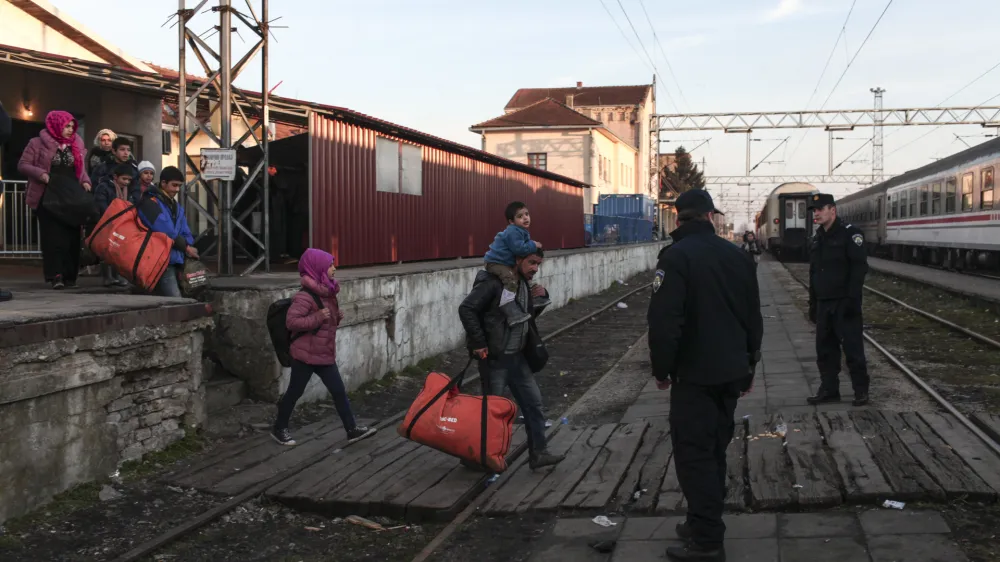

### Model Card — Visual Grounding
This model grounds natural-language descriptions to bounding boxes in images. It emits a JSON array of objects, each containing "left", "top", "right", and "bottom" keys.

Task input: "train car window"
[
  {"left": 962, "top": 173, "right": 974, "bottom": 211},
  {"left": 908, "top": 188, "right": 917, "bottom": 217},
  {"left": 892, "top": 194, "right": 899, "bottom": 219},
  {"left": 900, "top": 191, "right": 908, "bottom": 218},
  {"left": 931, "top": 182, "right": 942, "bottom": 215},
  {"left": 981, "top": 167, "right": 994, "bottom": 210},
  {"left": 946, "top": 177, "right": 957, "bottom": 213},
  {"left": 919, "top": 185, "right": 929, "bottom": 215},
  {"left": 798, "top": 201, "right": 806, "bottom": 219}
]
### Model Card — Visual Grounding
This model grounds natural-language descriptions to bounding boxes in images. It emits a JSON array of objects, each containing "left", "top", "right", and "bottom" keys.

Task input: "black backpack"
[{"left": 266, "top": 290, "right": 324, "bottom": 367}]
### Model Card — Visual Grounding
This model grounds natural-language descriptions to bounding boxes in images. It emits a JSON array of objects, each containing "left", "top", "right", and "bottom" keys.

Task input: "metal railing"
[
  {"left": 584, "top": 214, "right": 655, "bottom": 247},
  {"left": 0, "top": 180, "right": 41, "bottom": 257}
]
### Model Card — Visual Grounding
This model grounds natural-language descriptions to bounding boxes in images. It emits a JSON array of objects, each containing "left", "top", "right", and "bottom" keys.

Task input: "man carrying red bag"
[{"left": 458, "top": 248, "right": 564, "bottom": 470}]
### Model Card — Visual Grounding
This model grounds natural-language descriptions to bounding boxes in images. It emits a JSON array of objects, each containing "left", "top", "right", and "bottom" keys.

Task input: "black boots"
[
  {"left": 528, "top": 450, "right": 565, "bottom": 470},
  {"left": 666, "top": 542, "right": 726, "bottom": 561},
  {"left": 806, "top": 389, "right": 841, "bottom": 405}
]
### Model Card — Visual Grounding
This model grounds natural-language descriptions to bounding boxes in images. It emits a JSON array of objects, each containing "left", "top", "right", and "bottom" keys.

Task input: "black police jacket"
[
  {"left": 808, "top": 218, "right": 868, "bottom": 302},
  {"left": 458, "top": 270, "right": 549, "bottom": 358},
  {"left": 648, "top": 220, "right": 764, "bottom": 385}
]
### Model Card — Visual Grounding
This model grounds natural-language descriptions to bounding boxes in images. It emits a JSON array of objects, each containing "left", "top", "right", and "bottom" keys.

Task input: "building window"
[
  {"left": 981, "top": 167, "right": 994, "bottom": 210},
  {"left": 376, "top": 136, "right": 423, "bottom": 195},
  {"left": 619, "top": 112, "right": 626, "bottom": 121},
  {"left": 376, "top": 137, "right": 401, "bottom": 193},
  {"left": 919, "top": 185, "right": 928, "bottom": 215},
  {"left": 161, "top": 129, "right": 173, "bottom": 155},
  {"left": 528, "top": 153, "right": 547, "bottom": 170},
  {"left": 945, "top": 177, "right": 957, "bottom": 213},
  {"left": 400, "top": 143, "right": 423, "bottom": 195},
  {"left": 962, "top": 172, "right": 974, "bottom": 211},
  {"left": 607, "top": 113, "right": 614, "bottom": 122},
  {"left": 931, "top": 182, "right": 941, "bottom": 215}
]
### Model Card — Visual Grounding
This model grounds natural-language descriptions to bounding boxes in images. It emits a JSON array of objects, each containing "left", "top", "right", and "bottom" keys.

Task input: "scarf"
[
  {"left": 44, "top": 110, "right": 84, "bottom": 179},
  {"left": 298, "top": 248, "right": 340, "bottom": 295}
]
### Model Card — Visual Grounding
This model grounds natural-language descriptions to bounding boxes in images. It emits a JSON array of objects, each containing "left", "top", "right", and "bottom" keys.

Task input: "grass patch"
[
  {"left": 119, "top": 430, "right": 207, "bottom": 481},
  {"left": 3, "top": 482, "right": 102, "bottom": 537}
]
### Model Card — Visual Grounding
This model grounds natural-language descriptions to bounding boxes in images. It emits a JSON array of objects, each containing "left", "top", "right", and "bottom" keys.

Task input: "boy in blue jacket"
[
  {"left": 484, "top": 201, "right": 548, "bottom": 325},
  {"left": 137, "top": 166, "right": 198, "bottom": 297}
]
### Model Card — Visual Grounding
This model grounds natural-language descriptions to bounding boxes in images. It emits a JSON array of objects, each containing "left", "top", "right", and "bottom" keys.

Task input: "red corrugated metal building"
[{"left": 251, "top": 107, "right": 587, "bottom": 268}]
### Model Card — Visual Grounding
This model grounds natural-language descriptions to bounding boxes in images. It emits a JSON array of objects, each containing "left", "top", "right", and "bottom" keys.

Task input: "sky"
[{"left": 52, "top": 0, "right": 1000, "bottom": 229}]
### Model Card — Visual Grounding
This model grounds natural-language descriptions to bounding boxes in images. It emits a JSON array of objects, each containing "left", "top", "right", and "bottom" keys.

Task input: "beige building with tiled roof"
[{"left": 472, "top": 81, "right": 656, "bottom": 212}]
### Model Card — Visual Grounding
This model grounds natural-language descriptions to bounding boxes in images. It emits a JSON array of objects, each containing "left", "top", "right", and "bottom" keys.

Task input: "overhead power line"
[
  {"left": 801, "top": 0, "right": 859, "bottom": 115},
  {"left": 612, "top": 0, "right": 679, "bottom": 112},
  {"left": 788, "top": 0, "right": 894, "bottom": 163},
  {"left": 637, "top": 0, "right": 688, "bottom": 110},
  {"left": 887, "top": 89, "right": 1000, "bottom": 157}
]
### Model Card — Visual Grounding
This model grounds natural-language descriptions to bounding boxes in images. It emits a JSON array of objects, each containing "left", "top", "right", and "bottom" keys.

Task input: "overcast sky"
[{"left": 53, "top": 0, "right": 1000, "bottom": 227}]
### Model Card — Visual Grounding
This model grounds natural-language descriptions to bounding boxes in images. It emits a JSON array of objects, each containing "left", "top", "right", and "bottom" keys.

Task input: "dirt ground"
[{"left": 0, "top": 271, "right": 655, "bottom": 562}]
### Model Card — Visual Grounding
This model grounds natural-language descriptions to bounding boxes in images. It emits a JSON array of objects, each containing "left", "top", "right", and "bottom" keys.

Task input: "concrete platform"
[
  {"left": 869, "top": 257, "right": 1000, "bottom": 304},
  {"left": 527, "top": 510, "right": 968, "bottom": 562}
]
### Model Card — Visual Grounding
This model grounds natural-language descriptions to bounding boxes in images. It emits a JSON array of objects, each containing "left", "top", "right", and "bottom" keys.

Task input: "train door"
[{"left": 785, "top": 199, "right": 806, "bottom": 231}]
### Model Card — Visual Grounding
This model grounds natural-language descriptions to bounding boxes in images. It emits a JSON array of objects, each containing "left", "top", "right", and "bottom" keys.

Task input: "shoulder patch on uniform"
[
  {"left": 852, "top": 233, "right": 863, "bottom": 246},
  {"left": 653, "top": 269, "right": 664, "bottom": 293}
]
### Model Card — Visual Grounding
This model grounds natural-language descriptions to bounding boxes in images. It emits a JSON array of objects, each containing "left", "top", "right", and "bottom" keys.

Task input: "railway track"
[
  {"left": 109, "top": 281, "right": 653, "bottom": 562},
  {"left": 780, "top": 261, "right": 1000, "bottom": 460}
]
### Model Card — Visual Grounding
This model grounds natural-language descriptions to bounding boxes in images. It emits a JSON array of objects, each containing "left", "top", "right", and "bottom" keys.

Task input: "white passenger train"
[
  {"left": 754, "top": 183, "right": 819, "bottom": 261},
  {"left": 837, "top": 137, "right": 1000, "bottom": 270}
]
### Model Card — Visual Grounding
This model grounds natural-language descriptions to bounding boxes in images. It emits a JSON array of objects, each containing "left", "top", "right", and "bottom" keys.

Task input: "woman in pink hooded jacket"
[
  {"left": 272, "top": 248, "right": 376, "bottom": 446},
  {"left": 17, "top": 110, "right": 92, "bottom": 289}
]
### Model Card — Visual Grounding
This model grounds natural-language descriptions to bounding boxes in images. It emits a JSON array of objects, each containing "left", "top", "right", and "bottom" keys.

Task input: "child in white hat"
[{"left": 137, "top": 161, "right": 156, "bottom": 195}]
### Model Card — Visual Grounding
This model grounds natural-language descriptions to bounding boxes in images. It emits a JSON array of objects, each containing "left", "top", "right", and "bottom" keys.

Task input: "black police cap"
[
  {"left": 808, "top": 193, "right": 836, "bottom": 209},
  {"left": 676, "top": 189, "right": 724, "bottom": 215}
]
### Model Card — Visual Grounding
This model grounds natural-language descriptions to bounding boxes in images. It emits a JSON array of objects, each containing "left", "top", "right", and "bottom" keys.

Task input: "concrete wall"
[
  {"left": 0, "top": 67, "right": 164, "bottom": 175},
  {"left": 482, "top": 129, "right": 588, "bottom": 187},
  {"left": 0, "top": 318, "right": 210, "bottom": 523},
  {"left": 207, "top": 243, "right": 663, "bottom": 403}
]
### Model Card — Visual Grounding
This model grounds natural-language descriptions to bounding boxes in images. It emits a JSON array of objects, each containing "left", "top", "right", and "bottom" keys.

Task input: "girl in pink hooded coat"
[{"left": 272, "top": 248, "right": 376, "bottom": 446}]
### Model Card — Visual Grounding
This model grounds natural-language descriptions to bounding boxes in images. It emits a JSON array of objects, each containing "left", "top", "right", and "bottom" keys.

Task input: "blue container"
[{"left": 595, "top": 194, "right": 655, "bottom": 221}]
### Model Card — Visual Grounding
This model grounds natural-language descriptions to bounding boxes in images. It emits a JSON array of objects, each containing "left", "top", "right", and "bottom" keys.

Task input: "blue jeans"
[
  {"left": 275, "top": 360, "right": 356, "bottom": 431},
  {"left": 480, "top": 354, "right": 548, "bottom": 455},
  {"left": 155, "top": 265, "right": 182, "bottom": 297}
]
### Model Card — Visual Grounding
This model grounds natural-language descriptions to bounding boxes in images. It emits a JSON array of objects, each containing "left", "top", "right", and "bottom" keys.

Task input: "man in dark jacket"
[
  {"left": 807, "top": 193, "right": 869, "bottom": 406},
  {"left": 648, "top": 189, "right": 763, "bottom": 562},
  {"left": 458, "top": 249, "right": 564, "bottom": 470},
  {"left": 91, "top": 137, "right": 137, "bottom": 186},
  {"left": 0, "top": 101, "right": 11, "bottom": 301}
]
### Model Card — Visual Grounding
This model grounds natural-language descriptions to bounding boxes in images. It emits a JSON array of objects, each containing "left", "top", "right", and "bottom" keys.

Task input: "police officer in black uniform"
[
  {"left": 648, "top": 189, "right": 763, "bottom": 562},
  {"left": 806, "top": 193, "right": 870, "bottom": 406}
]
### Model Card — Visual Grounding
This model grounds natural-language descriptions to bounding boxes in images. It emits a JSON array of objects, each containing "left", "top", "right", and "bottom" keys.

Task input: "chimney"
[
  {"left": 576, "top": 81, "right": 583, "bottom": 88},
  {"left": 565, "top": 94, "right": 574, "bottom": 108}
]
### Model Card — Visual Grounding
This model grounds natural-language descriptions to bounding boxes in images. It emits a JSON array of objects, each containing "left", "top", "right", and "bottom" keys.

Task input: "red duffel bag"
[
  {"left": 85, "top": 198, "right": 173, "bottom": 292},
  {"left": 398, "top": 360, "right": 517, "bottom": 473}
]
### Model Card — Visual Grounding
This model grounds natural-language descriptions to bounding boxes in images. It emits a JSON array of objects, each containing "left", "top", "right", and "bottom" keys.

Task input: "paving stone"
[
  {"left": 620, "top": 516, "right": 684, "bottom": 540},
  {"left": 859, "top": 510, "right": 951, "bottom": 536},
  {"left": 529, "top": 543, "right": 612, "bottom": 562},
  {"left": 725, "top": 538, "right": 779, "bottom": 562},
  {"left": 867, "top": 534, "right": 969, "bottom": 562},
  {"left": 610, "top": 539, "right": 676, "bottom": 561},
  {"left": 780, "top": 537, "right": 871, "bottom": 562},
  {"left": 620, "top": 515, "right": 776, "bottom": 541},
  {"left": 552, "top": 517, "right": 625, "bottom": 539},
  {"left": 778, "top": 513, "right": 861, "bottom": 538}
]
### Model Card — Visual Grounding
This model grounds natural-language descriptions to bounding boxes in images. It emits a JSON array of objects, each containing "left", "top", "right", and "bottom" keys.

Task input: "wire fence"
[
  {"left": 584, "top": 214, "right": 655, "bottom": 247},
  {"left": 0, "top": 180, "right": 41, "bottom": 257}
]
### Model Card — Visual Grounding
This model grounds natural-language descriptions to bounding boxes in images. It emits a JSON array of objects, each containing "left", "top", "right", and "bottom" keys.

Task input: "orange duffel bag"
[
  {"left": 398, "top": 360, "right": 517, "bottom": 473},
  {"left": 85, "top": 198, "right": 173, "bottom": 292}
]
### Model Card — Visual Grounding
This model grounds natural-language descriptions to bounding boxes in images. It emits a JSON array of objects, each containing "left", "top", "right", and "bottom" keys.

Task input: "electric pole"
[{"left": 871, "top": 87, "right": 885, "bottom": 185}]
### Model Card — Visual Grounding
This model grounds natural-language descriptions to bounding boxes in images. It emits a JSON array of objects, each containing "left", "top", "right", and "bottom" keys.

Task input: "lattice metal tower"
[
  {"left": 870, "top": 87, "right": 886, "bottom": 185},
  {"left": 176, "top": 0, "right": 271, "bottom": 275}
]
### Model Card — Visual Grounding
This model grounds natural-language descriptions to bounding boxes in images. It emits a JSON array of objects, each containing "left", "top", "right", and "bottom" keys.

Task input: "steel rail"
[{"left": 112, "top": 282, "right": 652, "bottom": 562}]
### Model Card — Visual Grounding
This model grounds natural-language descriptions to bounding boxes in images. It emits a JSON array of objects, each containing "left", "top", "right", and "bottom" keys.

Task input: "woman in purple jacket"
[
  {"left": 17, "top": 110, "right": 92, "bottom": 289},
  {"left": 272, "top": 248, "right": 376, "bottom": 446}
]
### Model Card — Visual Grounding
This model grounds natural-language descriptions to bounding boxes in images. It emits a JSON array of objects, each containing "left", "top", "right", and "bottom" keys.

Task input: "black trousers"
[
  {"left": 36, "top": 206, "right": 81, "bottom": 283},
  {"left": 815, "top": 298, "right": 869, "bottom": 394},
  {"left": 670, "top": 379, "right": 743, "bottom": 547},
  {"left": 274, "top": 360, "right": 356, "bottom": 431}
]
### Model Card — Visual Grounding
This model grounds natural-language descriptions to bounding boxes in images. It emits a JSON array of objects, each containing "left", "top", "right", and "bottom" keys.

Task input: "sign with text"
[{"left": 200, "top": 148, "right": 237, "bottom": 181}]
